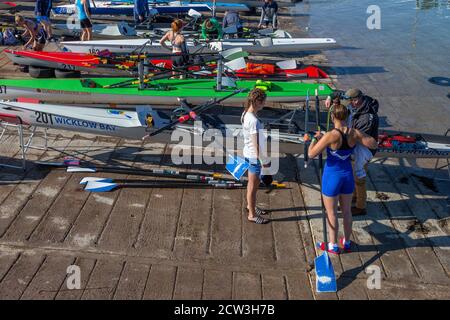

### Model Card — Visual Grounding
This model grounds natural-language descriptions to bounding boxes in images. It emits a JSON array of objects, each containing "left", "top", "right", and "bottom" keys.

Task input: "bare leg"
[
  {"left": 86, "top": 28, "right": 92, "bottom": 41},
  {"left": 322, "top": 194, "right": 339, "bottom": 244},
  {"left": 340, "top": 194, "right": 353, "bottom": 241},
  {"left": 246, "top": 172, "right": 260, "bottom": 220}
]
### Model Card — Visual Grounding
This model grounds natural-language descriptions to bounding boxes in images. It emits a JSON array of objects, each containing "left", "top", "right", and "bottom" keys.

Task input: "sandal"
[
  {"left": 248, "top": 215, "right": 270, "bottom": 224},
  {"left": 245, "top": 207, "right": 270, "bottom": 215}
]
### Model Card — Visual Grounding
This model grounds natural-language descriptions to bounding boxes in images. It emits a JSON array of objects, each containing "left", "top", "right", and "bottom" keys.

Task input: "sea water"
[{"left": 295, "top": 0, "right": 450, "bottom": 134}]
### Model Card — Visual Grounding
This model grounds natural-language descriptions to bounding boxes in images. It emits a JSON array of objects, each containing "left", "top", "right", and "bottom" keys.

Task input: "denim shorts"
[
  {"left": 245, "top": 158, "right": 261, "bottom": 176},
  {"left": 36, "top": 16, "right": 50, "bottom": 23}
]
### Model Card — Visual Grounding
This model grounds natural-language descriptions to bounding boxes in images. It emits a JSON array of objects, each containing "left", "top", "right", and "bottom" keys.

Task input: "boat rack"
[{"left": 0, "top": 113, "right": 48, "bottom": 170}]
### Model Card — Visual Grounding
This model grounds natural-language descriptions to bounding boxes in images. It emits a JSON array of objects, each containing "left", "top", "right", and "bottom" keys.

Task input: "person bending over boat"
[
  {"left": 134, "top": 0, "right": 150, "bottom": 25},
  {"left": 258, "top": 0, "right": 278, "bottom": 30},
  {"left": 34, "top": 0, "right": 53, "bottom": 42},
  {"left": 160, "top": 19, "right": 188, "bottom": 79},
  {"left": 15, "top": 14, "right": 47, "bottom": 51},
  {"left": 76, "top": 0, "right": 92, "bottom": 41},
  {"left": 242, "top": 88, "right": 271, "bottom": 224},
  {"left": 201, "top": 18, "right": 223, "bottom": 40},
  {"left": 307, "top": 104, "right": 377, "bottom": 254},
  {"left": 222, "top": 10, "right": 243, "bottom": 38}
]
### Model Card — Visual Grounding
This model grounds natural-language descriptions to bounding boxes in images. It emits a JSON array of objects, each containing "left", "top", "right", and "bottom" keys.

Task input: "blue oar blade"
[
  {"left": 79, "top": 177, "right": 113, "bottom": 185},
  {"left": 315, "top": 252, "right": 337, "bottom": 293},
  {"left": 84, "top": 181, "right": 118, "bottom": 192},
  {"left": 67, "top": 166, "right": 97, "bottom": 173},
  {"left": 226, "top": 155, "right": 250, "bottom": 181}
]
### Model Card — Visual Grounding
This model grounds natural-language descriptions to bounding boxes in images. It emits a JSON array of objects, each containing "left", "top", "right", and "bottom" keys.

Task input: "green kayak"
[{"left": 0, "top": 78, "right": 333, "bottom": 105}]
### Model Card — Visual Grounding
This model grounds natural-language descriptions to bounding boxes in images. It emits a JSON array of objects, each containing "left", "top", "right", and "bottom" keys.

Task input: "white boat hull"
[
  {"left": 62, "top": 37, "right": 338, "bottom": 55},
  {"left": 53, "top": 22, "right": 137, "bottom": 39}
]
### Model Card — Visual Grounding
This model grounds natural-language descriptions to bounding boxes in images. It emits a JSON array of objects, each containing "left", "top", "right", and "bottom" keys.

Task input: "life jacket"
[{"left": 245, "top": 62, "right": 275, "bottom": 75}]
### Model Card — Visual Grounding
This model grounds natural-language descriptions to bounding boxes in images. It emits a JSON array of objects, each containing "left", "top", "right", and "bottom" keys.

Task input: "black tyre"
[
  {"left": 55, "top": 69, "right": 81, "bottom": 78},
  {"left": 28, "top": 65, "right": 55, "bottom": 78}
]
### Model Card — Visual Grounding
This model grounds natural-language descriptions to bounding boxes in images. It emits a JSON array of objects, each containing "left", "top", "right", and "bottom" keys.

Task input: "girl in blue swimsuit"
[{"left": 308, "top": 104, "right": 377, "bottom": 254}]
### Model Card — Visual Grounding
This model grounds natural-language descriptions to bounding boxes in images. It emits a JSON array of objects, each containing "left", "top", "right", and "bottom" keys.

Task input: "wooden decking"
[
  {"left": 0, "top": 1, "right": 449, "bottom": 300},
  {"left": 0, "top": 126, "right": 449, "bottom": 300}
]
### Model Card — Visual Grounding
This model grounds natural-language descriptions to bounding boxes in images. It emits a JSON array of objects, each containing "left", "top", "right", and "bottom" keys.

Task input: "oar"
[
  {"left": 82, "top": 177, "right": 286, "bottom": 192},
  {"left": 303, "top": 90, "right": 310, "bottom": 168},
  {"left": 84, "top": 180, "right": 245, "bottom": 192},
  {"left": 314, "top": 88, "right": 337, "bottom": 293},
  {"left": 66, "top": 165, "right": 224, "bottom": 180},
  {"left": 79, "top": 177, "right": 235, "bottom": 186},
  {"left": 70, "top": 166, "right": 225, "bottom": 181},
  {"left": 144, "top": 88, "right": 247, "bottom": 138}
]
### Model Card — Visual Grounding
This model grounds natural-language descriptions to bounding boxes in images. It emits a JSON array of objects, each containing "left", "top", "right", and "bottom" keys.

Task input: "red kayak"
[{"left": 5, "top": 49, "right": 329, "bottom": 80}]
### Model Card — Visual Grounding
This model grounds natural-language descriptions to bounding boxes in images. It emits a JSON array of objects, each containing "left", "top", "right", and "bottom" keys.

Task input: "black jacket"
[{"left": 350, "top": 95, "right": 379, "bottom": 154}]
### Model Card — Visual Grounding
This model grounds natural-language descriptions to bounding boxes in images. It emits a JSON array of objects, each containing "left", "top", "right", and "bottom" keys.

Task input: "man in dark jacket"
[{"left": 344, "top": 88, "right": 379, "bottom": 215}]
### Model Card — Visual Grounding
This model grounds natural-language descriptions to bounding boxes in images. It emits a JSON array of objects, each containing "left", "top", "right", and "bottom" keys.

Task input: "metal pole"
[{"left": 216, "top": 54, "right": 223, "bottom": 91}]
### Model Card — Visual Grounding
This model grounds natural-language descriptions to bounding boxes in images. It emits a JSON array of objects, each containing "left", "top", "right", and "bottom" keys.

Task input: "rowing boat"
[
  {"left": 0, "top": 78, "right": 334, "bottom": 105},
  {"left": 0, "top": 1, "right": 15, "bottom": 10},
  {"left": 61, "top": 37, "right": 338, "bottom": 55},
  {"left": 4, "top": 50, "right": 329, "bottom": 80},
  {"left": 1, "top": 101, "right": 448, "bottom": 158},
  {"left": 52, "top": 2, "right": 211, "bottom": 16},
  {"left": 102, "top": 0, "right": 250, "bottom": 12},
  {"left": 53, "top": 22, "right": 137, "bottom": 39}
]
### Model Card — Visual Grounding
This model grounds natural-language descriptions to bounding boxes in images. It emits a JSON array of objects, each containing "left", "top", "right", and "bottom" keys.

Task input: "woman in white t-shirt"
[{"left": 241, "top": 88, "right": 270, "bottom": 224}]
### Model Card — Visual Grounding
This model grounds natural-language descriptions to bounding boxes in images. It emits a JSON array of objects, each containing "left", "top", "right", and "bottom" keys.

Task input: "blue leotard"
[{"left": 322, "top": 128, "right": 355, "bottom": 197}]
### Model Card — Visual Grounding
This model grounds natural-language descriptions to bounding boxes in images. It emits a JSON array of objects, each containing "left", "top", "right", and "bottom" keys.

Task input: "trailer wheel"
[
  {"left": 55, "top": 69, "right": 81, "bottom": 78},
  {"left": 28, "top": 66, "right": 55, "bottom": 78}
]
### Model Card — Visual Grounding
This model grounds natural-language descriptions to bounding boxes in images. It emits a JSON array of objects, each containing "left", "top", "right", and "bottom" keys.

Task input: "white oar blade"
[
  {"left": 79, "top": 177, "right": 113, "bottom": 185},
  {"left": 221, "top": 47, "right": 248, "bottom": 60},
  {"left": 67, "top": 166, "right": 96, "bottom": 173},
  {"left": 188, "top": 9, "right": 202, "bottom": 19},
  {"left": 223, "top": 25, "right": 238, "bottom": 34},
  {"left": 224, "top": 57, "right": 246, "bottom": 71},
  {"left": 85, "top": 181, "right": 118, "bottom": 192},
  {"left": 221, "top": 77, "right": 237, "bottom": 88},
  {"left": 276, "top": 59, "right": 297, "bottom": 70}
]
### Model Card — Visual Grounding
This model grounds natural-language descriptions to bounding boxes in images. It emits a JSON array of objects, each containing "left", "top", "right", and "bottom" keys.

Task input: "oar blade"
[
  {"left": 225, "top": 57, "right": 247, "bottom": 71},
  {"left": 67, "top": 166, "right": 96, "bottom": 173},
  {"left": 79, "top": 177, "right": 113, "bottom": 185},
  {"left": 188, "top": 9, "right": 202, "bottom": 19},
  {"left": 225, "top": 154, "right": 250, "bottom": 181},
  {"left": 221, "top": 47, "right": 248, "bottom": 61},
  {"left": 315, "top": 252, "right": 337, "bottom": 293},
  {"left": 84, "top": 181, "right": 118, "bottom": 192},
  {"left": 276, "top": 59, "right": 297, "bottom": 70}
]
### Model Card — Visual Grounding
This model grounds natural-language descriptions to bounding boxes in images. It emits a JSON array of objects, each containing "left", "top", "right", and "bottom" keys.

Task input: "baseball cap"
[{"left": 344, "top": 88, "right": 363, "bottom": 99}]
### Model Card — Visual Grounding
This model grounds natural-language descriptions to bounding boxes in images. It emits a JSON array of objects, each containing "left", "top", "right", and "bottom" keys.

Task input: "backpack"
[{"left": 2, "top": 28, "right": 19, "bottom": 46}]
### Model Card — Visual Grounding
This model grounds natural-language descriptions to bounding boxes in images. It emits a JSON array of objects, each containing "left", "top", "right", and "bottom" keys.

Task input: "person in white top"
[{"left": 241, "top": 88, "right": 270, "bottom": 224}]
